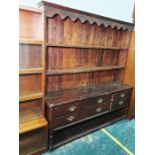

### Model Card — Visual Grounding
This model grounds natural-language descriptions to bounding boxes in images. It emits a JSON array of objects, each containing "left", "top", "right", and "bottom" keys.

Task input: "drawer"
[
  {"left": 53, "top": 100, "right": 85, "bottom": 118},
  {"left": 53, "top": 111, "right": 85, "bottom": 128},
  {"left": 86, "top": 102, "right": 110, "bottom": 117},
  {"left": 86, "top": 95, "right": 111, "bottom": 107},
  {"left": 111, "top": 98, "right": 131, "bottom": 110},
  {"left": 19, "top": 127, "right": 47, "bottom": 155},
  {"left": 111, "top": 90, "right": 132, "bottom": 102}
]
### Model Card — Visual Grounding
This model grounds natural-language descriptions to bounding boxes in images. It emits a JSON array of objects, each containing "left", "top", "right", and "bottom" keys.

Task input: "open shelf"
[
  {"left": 46, "top": 66, "right": 124, "bottom": 75},
  {"left": 46, "top": 43, "right": 128, "bottom": 50},
  {"left": 19, "top": 74, "right": 43, "bottom": 101},
  {"left": 19, "top": 68, "right": 43, "bottom": 74},
  {"left": 19, "top": 92, "right": 43, "bottom": 102},
  {"left": 19, "top": 8, "right": 43, "bottom": 41},
  {"left": 52, "top": 108, "right": 127, "bottom": 148},
  {"left": 19, "top": 117, "right": 47, "bottom": 134},
  {"left": 19, "top": 99, "right": 43, "bottom": 123}
]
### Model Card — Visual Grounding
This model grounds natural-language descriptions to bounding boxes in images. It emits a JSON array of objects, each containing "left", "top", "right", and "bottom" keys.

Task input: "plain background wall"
[{"left": 19, "top": 0, "right": 134, "bottom": 23}]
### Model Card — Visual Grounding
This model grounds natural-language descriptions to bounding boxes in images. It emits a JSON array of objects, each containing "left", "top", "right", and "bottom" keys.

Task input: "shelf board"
[
  {"left": 53, "top": 116, "right": 125, "bottom": 149},
  {"left": 19, "top": 68, "right": 43, "bottom": 74},
  {"left": 46, "top": 43, "right": 128, "bottom": 50},
  {"left": 19, "top": 39, "right": 44, "bottom": 44},
  {"left": 19, "top": 92, "right": 43, "bottom": 102},
  {"left": 46, "top": 66, "right": 125, "bottom": 75},
  {"left": 19, "top": 117, "right": 47, "bottom": 134}
]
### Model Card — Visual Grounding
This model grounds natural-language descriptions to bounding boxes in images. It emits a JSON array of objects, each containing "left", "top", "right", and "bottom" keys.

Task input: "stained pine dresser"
[{"left": 19, "top": 1, "right": 134, "bottom": 154}]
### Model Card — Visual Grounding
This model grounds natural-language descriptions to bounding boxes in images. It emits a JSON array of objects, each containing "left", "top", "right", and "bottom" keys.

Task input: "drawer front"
[
  {"left": 53, "top": 100, "right": 85, "bottom": 118},
  {"left": 53, "top": 111, "right": 85, "bottom": 128},
  {"left": 111, "top": 90, "right": 132, "bottom": 102},
  {"left": 110, "top": 90, "right": 132, "bottom": 110},
  {"left": 86, "top": 95, "right": 111, "bottom": 107},
  {"left": 19, "top": 127, "right": 47, "bottom": 155},
  {"left": 86, "top": 101, "right": 110, "bottom": 117},
  {"left": 111, "top": 97, "right": 131, "bottom": 110}
]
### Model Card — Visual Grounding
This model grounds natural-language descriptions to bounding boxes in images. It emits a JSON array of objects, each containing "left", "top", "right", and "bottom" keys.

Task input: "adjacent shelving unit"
[{"left": 19, "top": 5, "right": 48, "bottom": 155}]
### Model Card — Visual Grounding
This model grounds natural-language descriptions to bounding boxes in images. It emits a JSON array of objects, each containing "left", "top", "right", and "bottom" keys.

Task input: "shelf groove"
[
  {"left": 19, "top": 92, "right": 43, "bottom": 102},
  {"left": 46, "top": 43, "right": 128, "bottom": 50},
  {"left": 19, "top": 68, "right": 43, "bottom": 74},
  {"left": 19, "top": 39, "right": 44, "bottom": 44},
  {"left": 46, "top": 66, "right": 125, "bottom": 75}
]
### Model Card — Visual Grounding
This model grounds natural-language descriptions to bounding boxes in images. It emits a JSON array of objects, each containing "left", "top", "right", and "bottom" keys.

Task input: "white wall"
[{"left": 19, "top": 0, "right": 134, "bottom": 23}]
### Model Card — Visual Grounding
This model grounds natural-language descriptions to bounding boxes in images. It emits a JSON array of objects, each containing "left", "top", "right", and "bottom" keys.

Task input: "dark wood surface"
[
  {"left": 46, "top": 86, "right": 132, "bottom": 130},
  {"left": 46, "top": 81, "right": 132, "bottom": 107},
  {"left": 45, "top": 15, "right": 131, "bottom": 48},
  {"left": 52, "top": 107, "right": 127, "bottom": 149}
]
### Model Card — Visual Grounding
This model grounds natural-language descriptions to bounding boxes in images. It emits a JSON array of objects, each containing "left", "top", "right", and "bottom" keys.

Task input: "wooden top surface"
[{"left": 46, "top": 82, "right": 133, "bottom": 107}]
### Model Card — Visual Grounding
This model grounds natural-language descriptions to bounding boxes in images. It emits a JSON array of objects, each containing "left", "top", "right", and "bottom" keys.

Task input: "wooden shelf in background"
[
  {"left": 19, "top": 5, "right": 42, "bottom": 14},
  {"left": 19, "top": 117, "right": 47, "bottom": 134},
  {"left": 46, "top": 66, "right": 125, "bottom": 75},
  {"left": 19, "top": 92, "right": 43, "bottom": 102},
  {"left": 19, "top": 39, "right": 44, "bottom": 44},
  {"left": 19, "top": 68, "right": 43, "bottom": 74},
  {"left": 46, "top": 43, "right": 128, "bottom": 50}
]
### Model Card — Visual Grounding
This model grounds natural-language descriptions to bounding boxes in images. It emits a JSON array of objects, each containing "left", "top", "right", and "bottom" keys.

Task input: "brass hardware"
[
  {"left": 119, "top": 101, "right": 123, "bottom": 105},
  {"left": 67, "top": 116, "right": 75, "bottom": 122},
  {"left": 97, "top": 98, "right": 103, "bottom": 103},
  {"left": 68, "top": 105, "right": 76, "bottom": 112},
  {"left": 120, "top": 93, "right": 125, "bottom": 98},
  {"left": 96, "top": 107, "right": 102, "bottom": 112}
]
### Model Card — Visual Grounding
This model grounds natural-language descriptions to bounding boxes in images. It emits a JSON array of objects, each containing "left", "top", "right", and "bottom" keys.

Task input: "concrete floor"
[{"left": 44, "top": 119, "right": 135, "bottom": 155}]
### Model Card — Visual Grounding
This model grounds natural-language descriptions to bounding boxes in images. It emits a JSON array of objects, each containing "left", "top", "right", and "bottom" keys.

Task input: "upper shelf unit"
[{"left": 19, "top": 5, "right": 43, "bottom": 42}]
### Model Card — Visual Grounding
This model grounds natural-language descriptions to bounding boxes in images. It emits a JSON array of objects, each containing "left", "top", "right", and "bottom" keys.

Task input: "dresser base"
[{"left": 49, "top": 107, "right": 127, "bottom": 150}]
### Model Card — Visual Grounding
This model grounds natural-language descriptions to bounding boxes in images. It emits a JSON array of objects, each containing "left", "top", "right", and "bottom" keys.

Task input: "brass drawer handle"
[
  {"left": 120, "top": 93, "right": 125, "bottom": 98},
  {"left": 67, "top": 116, "right": 75, "bottom": 122},
  {"left": 96, "top": 107, "right": 102, "bottom": 112},
  {"left": 68, "top": 105, "right": 76, "bottom": 112},
  {"left": 119, "top": 101, "right": 123, "bottom": 105},
  {"left": 97, "top": 98, "right": 103, "bottom": 103}
]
